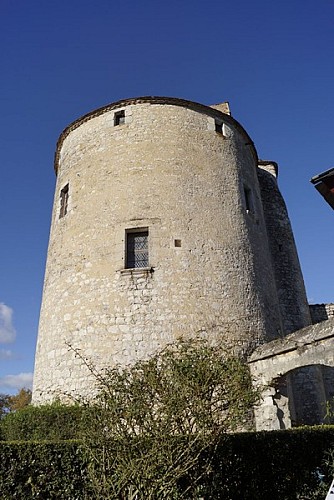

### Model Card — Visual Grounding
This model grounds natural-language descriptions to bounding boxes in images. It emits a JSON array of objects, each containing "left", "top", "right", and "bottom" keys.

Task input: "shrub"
[
  {"left": 0, "top": 427, "right": 334, "bottom": 498},
  {"left": 0, "top": 440, "right": 89, "bottom": 499},
  {"left": 0, "top": 402, "right": 86, "bottom": 441},
  {"left": 77, "top": 338, "right": 260, "bottom": 498},
  {"left": 199, "top": 426, "right": 334, "bottom": 499}
]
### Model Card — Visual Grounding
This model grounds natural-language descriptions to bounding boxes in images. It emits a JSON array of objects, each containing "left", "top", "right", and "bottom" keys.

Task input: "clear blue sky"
[{"left": 1, "top": 0, "right": 333, "bottom": 393}]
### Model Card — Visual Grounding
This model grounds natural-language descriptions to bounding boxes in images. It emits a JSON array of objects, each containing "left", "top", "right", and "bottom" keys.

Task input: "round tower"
[
  {"left": 33, "top": 96, "right": 283, "bottom": 402},
  {"left": 257, "top": 161, "right": 311, "bottom": 333}
]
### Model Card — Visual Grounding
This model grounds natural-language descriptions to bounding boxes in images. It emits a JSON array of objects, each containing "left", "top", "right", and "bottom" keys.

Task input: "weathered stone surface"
[
  {"left": 249, "top": 318, "right": 334, "bottom": 430},
  {"left": 310, "top": 303, "right": 334, "bottom": 324},
  {"left": 249, "top": 318, "right": 334, "bottom": 363},
  {"left": 258, "top": 162, "right": 311, "bottom": 334},
  {"left": 32, "top": 97, "right": 310, "bottom": 404}
]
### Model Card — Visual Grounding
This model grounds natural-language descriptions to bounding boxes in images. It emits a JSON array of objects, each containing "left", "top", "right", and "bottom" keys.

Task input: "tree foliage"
[
  {"left": 8, "top": 388, "right": 32, "bottom": 412},
  {"left": 79, "top": 338, "right": 259, "bottom": 499},
  {"left": 0, "top": 388, "right": 31, "bottom": 419},
  {"left": 0, "top": 394, "right": 10, "bottom": 419}
]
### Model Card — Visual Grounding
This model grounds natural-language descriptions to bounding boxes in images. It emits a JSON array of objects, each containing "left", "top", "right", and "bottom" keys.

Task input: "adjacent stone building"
[
  {"left": 250, "top": 316, "right": 334, "bottom": 430},
  {"left": 32, "top": 97, "right": 332, "bottom": 429}
]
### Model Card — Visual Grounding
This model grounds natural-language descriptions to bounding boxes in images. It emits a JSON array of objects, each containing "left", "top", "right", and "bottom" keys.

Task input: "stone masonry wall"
[
  {"left": 249, "top": 318, "right": 334, "bottom": 430},
  {"left": 310, "top": 303, "right": 334, "bottom": 324},
  {"left": 33, "top": 97, "right": 283, "bottom": 403},
  {"left": 257, "top": 162, "right": 311, "bottom": 334}
]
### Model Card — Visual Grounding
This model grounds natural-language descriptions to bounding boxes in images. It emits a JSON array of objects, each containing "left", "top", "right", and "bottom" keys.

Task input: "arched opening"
[{"left": 272, "top": 364, "right": 334, "bottom": 428}]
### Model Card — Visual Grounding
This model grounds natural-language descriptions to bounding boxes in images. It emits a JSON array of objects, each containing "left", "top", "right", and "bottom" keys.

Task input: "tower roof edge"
[{"left": 54, "top": 96, "right": 258, "bottom": 174}]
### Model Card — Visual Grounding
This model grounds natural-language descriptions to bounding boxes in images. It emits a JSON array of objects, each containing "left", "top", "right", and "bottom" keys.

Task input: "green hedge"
[
  {"left": 0, "top": 403, "right": 87, "bottom": 441},
  {"left": 198, "top": 426, "right": 334, "bottom": 499},
  {"left": 0, "top": 441, "right": 89, "bottom": 499},
  {"left": 0, "top": 426, "right": 334, "bottom": 499}
]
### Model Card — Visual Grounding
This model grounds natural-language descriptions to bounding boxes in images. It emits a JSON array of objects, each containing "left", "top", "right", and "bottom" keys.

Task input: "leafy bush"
[
  {"left": 77, "top": 338, "right": 260, "bottom": 498},
  {"left": 199, "top": 426, "right": 334, "bottom": 499},
  {"left": 0, "top": 402, "right": 86, "bottom": 441},
  {"left": 0, "top": 427, "right": 334, "bottom": 498},
  {"left": 1, "top": 339, "right": 334, "bottom": 498},
  {"left": 0, "top": 441, "right": 89, "bottom": 499}
]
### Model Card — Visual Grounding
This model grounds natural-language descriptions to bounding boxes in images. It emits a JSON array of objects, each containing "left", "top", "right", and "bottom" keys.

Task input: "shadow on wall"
[{"left": 272, "top": 364, "right": 334, "bottom": 429}]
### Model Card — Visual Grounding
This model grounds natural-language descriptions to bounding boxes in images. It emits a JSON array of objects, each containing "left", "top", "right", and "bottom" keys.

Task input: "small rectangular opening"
[
  {"left": 126, "top": 229, "right": 149, "bottom": 268},
  {"left": 59, "top": 184, "right": 69, "bottom": 219},
  {"left": 215, "top": 121, "right": 223, "bottom": 134},
  {"left": 174, "top": 239, "right": 182, "bottom": 247},
  {"left": 114, "top": 110, "right": 125, "bottom": 126}
]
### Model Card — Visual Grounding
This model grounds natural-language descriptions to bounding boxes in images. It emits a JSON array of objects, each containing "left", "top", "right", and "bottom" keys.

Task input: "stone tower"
[{"left": 32, "top": 97, "right": 310, "bottom": 402}]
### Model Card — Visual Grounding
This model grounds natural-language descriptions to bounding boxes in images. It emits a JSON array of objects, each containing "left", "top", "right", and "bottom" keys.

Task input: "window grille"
[{"left": 126, "top": 230, "right": 149, "bottom": 268}]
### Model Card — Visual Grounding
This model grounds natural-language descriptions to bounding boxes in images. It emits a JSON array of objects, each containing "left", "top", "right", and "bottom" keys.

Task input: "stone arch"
[
  {"left": 249, "top": 319, "right": 334, "bottom": 430},
  {"left": 271, "top": 364, "right": 334, "bottom": 429}
]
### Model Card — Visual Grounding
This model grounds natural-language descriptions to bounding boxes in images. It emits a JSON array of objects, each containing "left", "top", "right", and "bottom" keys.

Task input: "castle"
[{"left": 32, "top": 97, "right": 334, "bottom": 430}]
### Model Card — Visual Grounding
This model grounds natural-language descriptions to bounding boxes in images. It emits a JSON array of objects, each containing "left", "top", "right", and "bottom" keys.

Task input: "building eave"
[{"left": 310, "top": 167, "right": 334, "bottom": 210}]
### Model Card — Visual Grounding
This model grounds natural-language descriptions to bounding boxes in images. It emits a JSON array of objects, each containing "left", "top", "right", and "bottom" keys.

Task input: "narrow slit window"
[
  {"left": 59, "top": 184, "right": 69, "bottom": 219},
  {"left": 126, "top": 230, "right": 149, "bottom": 268},
  {"left": 244, "top": 186, "right": 254, "bottom": 213},
  {"left": 114, "top": 110, "right": 125, "bottom": 126},
  {"left": 215, "top": 120, "right": 223, "bottom": 134}
]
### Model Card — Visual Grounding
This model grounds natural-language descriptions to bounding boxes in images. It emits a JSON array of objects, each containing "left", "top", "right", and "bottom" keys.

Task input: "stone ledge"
[
  {"left": 249, "top": 317, "right": 334, "bottom": 363},
  {"left": 118, "top": 267, "right": 154, "bottom": 277}
]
